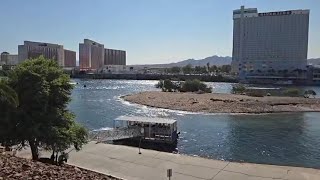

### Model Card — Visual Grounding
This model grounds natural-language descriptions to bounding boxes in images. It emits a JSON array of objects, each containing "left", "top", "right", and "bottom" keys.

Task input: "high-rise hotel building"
[
  {"left": 104, "top": 49, "right": 126, "bottom": 66},
  {"left": 18, "top": 41, "right": 65, "bottom": 66},
  {"left": 231, "top": 6, "right": 309, "bottom": 77},
  {"left": 79, "top": 39, "right": 105, "bottom": 70},
  {"left": 79, "top": 39, "right": 126, "bottom": 70},
  {"left": 64, "top": 49, "right": 76, "bottom": 67}
]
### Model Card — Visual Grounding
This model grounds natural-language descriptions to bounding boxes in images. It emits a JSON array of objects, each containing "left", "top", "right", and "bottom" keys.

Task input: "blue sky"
[{"left": 0, "top": 0, "right": 319, "bottom": 64}]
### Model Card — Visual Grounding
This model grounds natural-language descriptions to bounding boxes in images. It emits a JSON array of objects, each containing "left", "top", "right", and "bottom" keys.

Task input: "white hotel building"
[{"left": 231, "top": 6, "right": 310, "bottom": 78}]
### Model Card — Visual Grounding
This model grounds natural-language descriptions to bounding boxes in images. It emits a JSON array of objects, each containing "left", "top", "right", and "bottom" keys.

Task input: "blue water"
[{"left": 69, "top": 79, "right": 320, "bottom": 169}]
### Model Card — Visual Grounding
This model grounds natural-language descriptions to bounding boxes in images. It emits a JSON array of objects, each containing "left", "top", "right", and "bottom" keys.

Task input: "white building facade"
[{"left": 231, "top": 6, "right": 309, "bottom": 78}]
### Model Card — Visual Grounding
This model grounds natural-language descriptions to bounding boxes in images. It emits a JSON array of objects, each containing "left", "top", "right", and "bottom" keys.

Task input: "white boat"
[{"left": 69, "top": 81, "right": 77, "bottom": 85}]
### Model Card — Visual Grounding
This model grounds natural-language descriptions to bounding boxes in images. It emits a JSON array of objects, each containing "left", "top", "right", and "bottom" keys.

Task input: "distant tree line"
[{"left": 165, "top": 64, "right": 231, "bottom": 75}]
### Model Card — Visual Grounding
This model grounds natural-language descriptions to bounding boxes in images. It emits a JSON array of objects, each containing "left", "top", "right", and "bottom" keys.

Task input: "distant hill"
[
  {"left": 131, "top": 56, "right": 320, "bottom": 69},
  {"left": 131, "top": 56, "right": 232, "bottom": 68},
  {"left": 308, "top": 58, "right": 320, "bottom": 65}
]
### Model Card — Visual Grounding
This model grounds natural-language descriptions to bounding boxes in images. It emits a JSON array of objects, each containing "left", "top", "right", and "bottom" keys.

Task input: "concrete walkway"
[{"left": 66, "top": 142, "right": 320, "bottom": 180}]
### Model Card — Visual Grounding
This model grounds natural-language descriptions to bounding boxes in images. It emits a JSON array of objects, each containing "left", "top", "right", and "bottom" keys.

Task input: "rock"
[
  {"left": 45, "top": 171, "right": 51, "bottom": 177},
  {"left": 13, "top": 173, "right": 22, "bottom": 178},
  {"left": 22, "top": 163, "right": 31, "bottom": 171},
  {"left": 74, "top": 167, "right": 82, "bottom": 172},
  {"left": 0, "top": 154, "right": 119, "bottom": 179}
]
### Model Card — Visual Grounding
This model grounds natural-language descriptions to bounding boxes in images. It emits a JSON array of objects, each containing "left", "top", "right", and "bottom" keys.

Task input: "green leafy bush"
[
  {"left": 231, "top": 84, "right": 246, "bottom": 94},
  {"left": 156, "top": 79, "right": 180, "bottom": 92},
  {"left": 155, "top": 79, "right": 212, "bottom": 93},
  {"left": 180, "top": 79, "right": 212, "bottom": 93},
  {"left": 0, "top": 56, "right": 88, "bottom": 161},
  {"left": 284, "top": 88, "right": 302, "bottom": 97},
  {"left": 246, "top": 90, "right": 264, "bottom": 97},
  {"left": 304, "top": 89, "right": 317, "bottom": 98}
]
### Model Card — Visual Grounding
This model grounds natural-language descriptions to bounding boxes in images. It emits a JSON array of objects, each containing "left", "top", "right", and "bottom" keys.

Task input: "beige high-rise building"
[
  {"left": 18, "top": 41, "right": 65, "bottom": 66},
  {"left": 64, "top": 49, "right": 76, "bottom": 67},
  {"left": 1, "top": 52, "right": 18, "bottom": 65},
  {"left": 79, "top": 39, "right": 104, "bottom": 70},
  {"left": 231, "top": 6, "right": 309, "bottom": 77},
  {"left": 104, "top": 49, "right": 126, "bottom": 65}
]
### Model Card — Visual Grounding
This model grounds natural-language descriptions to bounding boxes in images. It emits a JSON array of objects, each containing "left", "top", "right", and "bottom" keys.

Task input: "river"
[{"left": 69, "top": 79, "right": 320, "bottom": 169}]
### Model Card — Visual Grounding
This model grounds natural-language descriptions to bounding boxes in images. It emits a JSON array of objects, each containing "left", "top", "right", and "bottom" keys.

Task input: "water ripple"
[{"left": 69, "top": 79, "right": 320, "bottom": 169}]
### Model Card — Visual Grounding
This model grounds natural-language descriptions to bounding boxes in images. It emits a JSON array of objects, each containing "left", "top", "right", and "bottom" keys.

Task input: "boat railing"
[{"left": 89, "top": 127, "right": 142, "bottom": 142}]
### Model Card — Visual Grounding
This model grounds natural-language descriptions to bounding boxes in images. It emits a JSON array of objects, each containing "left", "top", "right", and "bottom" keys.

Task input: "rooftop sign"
[{"left": 259, "top": 11, "right": 292, "bottom": 17}]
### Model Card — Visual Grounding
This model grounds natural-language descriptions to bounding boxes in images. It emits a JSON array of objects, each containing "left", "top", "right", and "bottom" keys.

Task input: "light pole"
[
  {"left": 138, "top": 137, "right": 142, "bottom": 154},
  {"left": 138, "top": 127, "right": 144, "bottom": 154}
]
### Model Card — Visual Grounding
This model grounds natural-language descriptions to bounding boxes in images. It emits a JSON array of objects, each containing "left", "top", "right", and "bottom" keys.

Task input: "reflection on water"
[{"left": 69, "top": 79, "right": 320, "bottom": 168}]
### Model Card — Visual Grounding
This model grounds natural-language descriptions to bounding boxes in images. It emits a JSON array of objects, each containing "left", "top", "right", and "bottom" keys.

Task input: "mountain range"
[
  {"left": 76, "top": 56, "right": 320, "bottom": 68},
  {"left": 131, "top": 56, "right": 320, "bottom": 68},
  {"left": 131, "top": 56, "right": 232, "bottom": 68},
  {"left": 308, "top": 58, "right": 320, "bottom": 65}
]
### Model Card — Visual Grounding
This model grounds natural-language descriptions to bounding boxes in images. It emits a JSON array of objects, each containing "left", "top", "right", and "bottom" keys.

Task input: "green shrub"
[
  {"left": 155, "top": 80, "right": 164, "bottom": 89},
  {"left": 304, "top": 89, "right": 317, "bottom": 98},
  {"left": 231, "top": 84, "right": 246, "bottom": 94},
  {"left": 284, "top": 88, "right": 302, "bottom": 97},
  {"left": 156, "top": 79, "right": 180, "bottom": 92},
  {"left": 155, "top": 79, "right": 212, "bottom": 93},
  {"left": 180, "top": 79, "right": 212, "bottom": 93},
  {"left": 246, "top": 90, "right": 264, "bottom": 97}
]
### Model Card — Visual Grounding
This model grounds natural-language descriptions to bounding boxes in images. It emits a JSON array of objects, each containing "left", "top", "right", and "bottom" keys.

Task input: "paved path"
[{"left": 65, "top": 142, "right": 320, "bottom": 180}]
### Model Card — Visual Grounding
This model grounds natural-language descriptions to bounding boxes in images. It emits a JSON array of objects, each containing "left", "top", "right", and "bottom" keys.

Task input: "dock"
[
  {"left": 66, "top": 142, "right": 320, "bottom": 180},
  {"left": 91, "top": 116, "right": 179, "bottom": 144}
]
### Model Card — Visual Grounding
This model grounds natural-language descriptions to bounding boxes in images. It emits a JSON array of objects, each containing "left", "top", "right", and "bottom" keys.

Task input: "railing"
[{"left": 89, "top": 127, "right": 142, "bottom": 142}]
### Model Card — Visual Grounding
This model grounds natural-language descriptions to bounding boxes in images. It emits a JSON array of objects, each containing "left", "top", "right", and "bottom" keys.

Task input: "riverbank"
[{"left": 123, "top": 91, "right": 320, "bottom": 113}]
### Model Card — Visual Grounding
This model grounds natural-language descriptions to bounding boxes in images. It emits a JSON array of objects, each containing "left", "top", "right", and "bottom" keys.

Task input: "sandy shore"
[{"left": 123, "top": 91, "right": 320, "bottom": 113}]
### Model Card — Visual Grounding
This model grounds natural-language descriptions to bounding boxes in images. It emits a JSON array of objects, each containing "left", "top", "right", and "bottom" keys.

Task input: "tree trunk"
[
  {"left": 29, "top": 139, "right": 38, "bottom": 160},
  {"left": 51, "top": 150, "right": 55, "bottom": 164},
  {"left": 55, "top": 152, "right": 59, "bottom": 164}
]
